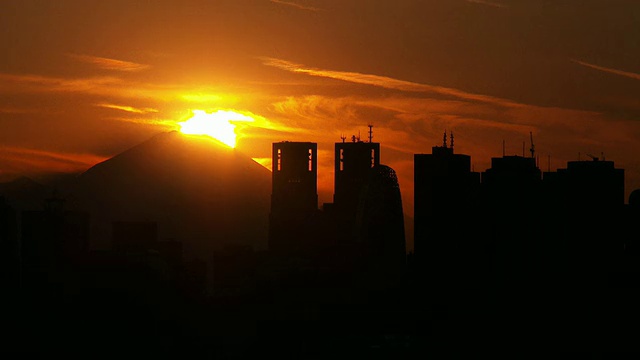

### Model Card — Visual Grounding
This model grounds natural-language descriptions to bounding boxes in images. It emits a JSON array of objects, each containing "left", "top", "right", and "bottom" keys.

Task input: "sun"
[{"left": 177, "top": 109, "right": 254, "bottom": 148}]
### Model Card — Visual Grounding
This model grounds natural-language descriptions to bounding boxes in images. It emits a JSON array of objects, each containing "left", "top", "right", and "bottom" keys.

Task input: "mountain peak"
[{"left": 69, "top": 129, "right": 272, "bottom": 258}]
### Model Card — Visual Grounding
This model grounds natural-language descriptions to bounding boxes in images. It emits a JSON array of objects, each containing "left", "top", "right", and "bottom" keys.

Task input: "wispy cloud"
[
  {"left": 97, "top": 103, "right": 159, "bottom": 114},
  {"left": 466, "top": 0, "right": 506, "bottom": 8},
  {"left": 0, "top": 146, "right": 108, "bottom": 176},
  {"left": 261, "top": 57, "right": 523, "bottom": 108},
  {"left": 0, "top": 73, "right": 123, "bottom": 93},
  {"left": 270, "top": 0, "right": 322, "bottom": 12},
  {"left": 0, "top": 106, "right": 43, "bottom": 114},
  {"left": 67, "top": 53, "right": 150, "bottom": 72},
  {"left": 0, "top": 72, "right": 231, "bottom": 103},
  {"left": 572, "top": 59, "right": 640, "bottom": 81}
]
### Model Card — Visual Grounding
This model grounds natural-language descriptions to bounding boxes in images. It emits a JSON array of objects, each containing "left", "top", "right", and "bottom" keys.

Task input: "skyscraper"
[
  {"left": 269, "top": 141, "right": 319, "bottom": 253},
  {"left": 355, "top": 165, "right": 406, "bottom": 276},
  {"left": 333, "top": 129, "right": 380, "bottom": 243},
  {"left": 413, "top": 132, "right": 480, "bottom": 287}
]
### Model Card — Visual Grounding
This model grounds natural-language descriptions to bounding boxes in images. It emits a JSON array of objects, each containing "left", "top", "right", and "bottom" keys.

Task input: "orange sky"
[{"left": 2, "top": 0, "right": 640, "bottom": 218}]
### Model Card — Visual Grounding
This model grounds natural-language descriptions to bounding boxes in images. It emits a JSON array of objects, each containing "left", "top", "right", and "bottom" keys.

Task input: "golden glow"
[
  {"left": 180, "top": 93, "right": 226, "bottom": 103},
  {"left": 252, "top": 157, "right": 272, "bottom": 171},
  {"left": 178, "top": 109, "right": 254, "bottom": 148}
]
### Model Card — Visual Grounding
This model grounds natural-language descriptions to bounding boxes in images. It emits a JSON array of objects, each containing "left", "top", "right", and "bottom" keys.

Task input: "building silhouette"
[
  {"left": 268, "top": 128, "right": 406, "bottom": 279},
  {"left": 543, "top": 156, "right": 626, "bottom": 287},
  {"left": 7, "top": 127, "right": 640, "bottom": 356},
  {"left": 20, "top": 193, "right": 90, "bottom": 290},
  {"left": 480, "top": 149, "right": 544, "bottom": 287},
  {"left": 332, "top": 128, "right": 381, "bottom": 243},
  {"left": 355, "top": 164, "right": 407, "bottom": 278},
  {"left": 112, "top": 220, "right": 159, "bottom": 255},
  {"left": 0, "top": 196, "right": 19, "bottom": 289},
  {"left": 268, "top": 141, "right": 319, "bottom": 254},
  {"left": 412, "top": 132, "right": 636, "bottom": 290},
  {"left": 413, "top": 131, "right": 481, "bottom": 288}
]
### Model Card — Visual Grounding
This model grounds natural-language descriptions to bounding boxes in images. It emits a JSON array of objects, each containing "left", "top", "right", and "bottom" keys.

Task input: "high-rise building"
[
  {"left": 21, "top": 194, "right": 90, "bottom": 289},
  {"left": 355, "top": 164, "right": 406, "bottom": 276},
  {"left": 332, "top": 129, "right": 380, "bottom": 242},
  {"left": 269, "top": 141, "right": 319, "bottom": 253},
  {"left": 545, "top": 156, "right": 626, "bottom": 286},
  {"left": 413, "top": 132, "right": 480, "bottom": 286},
  {"left": 0, "top": 196, "right": 19, "bottom": 289}
]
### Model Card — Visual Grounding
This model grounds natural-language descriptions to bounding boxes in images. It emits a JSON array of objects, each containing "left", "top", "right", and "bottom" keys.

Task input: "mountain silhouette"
[
  {"left": 66, "top": 130, "right": 271, "bottom": 260},
  {"left": 0, "top": 176, "right": 52, "bottom": 211}
]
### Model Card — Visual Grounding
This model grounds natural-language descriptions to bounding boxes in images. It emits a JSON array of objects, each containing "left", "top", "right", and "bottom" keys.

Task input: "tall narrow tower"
[
  {"left": 269, "top": 142, "right": 318, "bottom": 253},
  {"left": 413, "top": 131, "right": 480, "bottom": 286},
  {"left": 333, "top": 131, "right": 380, "bottom": 242}
]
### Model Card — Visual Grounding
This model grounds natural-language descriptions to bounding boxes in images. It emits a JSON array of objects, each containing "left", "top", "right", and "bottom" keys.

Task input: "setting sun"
[{"left": 177, "top": 109, "right": 254, "bottom": 148}]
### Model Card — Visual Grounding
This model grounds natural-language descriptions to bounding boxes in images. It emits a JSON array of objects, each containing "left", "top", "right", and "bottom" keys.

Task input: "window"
[{"left": 277, "top": 148, "right": 282, "bottom": 171}]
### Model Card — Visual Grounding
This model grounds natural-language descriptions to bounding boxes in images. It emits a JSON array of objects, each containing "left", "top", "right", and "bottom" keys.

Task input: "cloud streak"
[
  {"left": 0, "top": 146, "right": 108, "bottom": 178},
  {"left": 572, "top": 59, "right": 640, "bottom": 81},
  {"left": 261, "top": 57, "right": 523, "bottom": 108},
  {"left": 0, "top": 73, "right": 123, "bottom": 93},
  {"left": 97, "top": 103, "right": 159, "bottom": 114},
  {"left": 466, "top": 0, "right": 506, "bottom": 8},
  {"left": 270, "top": 0, "right": 322, "bottom": 12},
  {"left": 67, "top": 53, "right": 150, "bottom": 72},
  {"left": 0, "top": 72, "right": 237, "bottom": 105}
]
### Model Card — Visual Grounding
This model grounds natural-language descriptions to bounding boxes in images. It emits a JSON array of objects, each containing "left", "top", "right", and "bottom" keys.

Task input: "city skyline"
[{"left": 2, "top": 0, "right": 640, "bottom": 219}]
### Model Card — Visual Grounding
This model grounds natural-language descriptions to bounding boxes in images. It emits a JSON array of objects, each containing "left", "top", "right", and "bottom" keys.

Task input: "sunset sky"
[{"left": 2, "top": 0, "right": 640, "bottom": 217}]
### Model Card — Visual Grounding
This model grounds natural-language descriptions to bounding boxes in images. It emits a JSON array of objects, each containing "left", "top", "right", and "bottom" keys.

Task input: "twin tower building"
[
  {"left": 268, "top": 127, "right": 632, "bottom": 288},
  {"left": 268, "top": 127, "right": 406, "bottom": 273}
]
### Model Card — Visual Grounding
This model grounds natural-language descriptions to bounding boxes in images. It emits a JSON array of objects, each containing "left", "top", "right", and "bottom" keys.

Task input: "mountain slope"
[{"left": 68, "top": 131, "right": 272, "bottom": 259}]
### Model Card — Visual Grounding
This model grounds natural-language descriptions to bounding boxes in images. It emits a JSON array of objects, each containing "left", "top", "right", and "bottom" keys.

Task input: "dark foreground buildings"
[
  {"left": 268, "top": 128, "right": 407, "bottom": 279},
  {"left": 3, "top": 128, "right": 640, "bottom": 356},
  {"left": 413, "top": 131, "right": 635, "bottom": 291}
]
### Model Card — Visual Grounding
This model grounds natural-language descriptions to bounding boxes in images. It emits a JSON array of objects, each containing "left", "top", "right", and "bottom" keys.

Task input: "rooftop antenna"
[
  {"left": 529, "top": 131, "right": 535, "bottom": 159},
  {"left": 340, "top": 134, "right": 346, "bottom": 143},
  {"left": 443, "top": 130, "right": 447, "bottom": 148},
  {"left": 450, "top": 132, "right": 454, "bottom": 150},
  {"left": 368, "top": 124, "right": 373, "bottom": 143},
  {"left": 357, "top": 130, "right": 361, "bottom": 142}
]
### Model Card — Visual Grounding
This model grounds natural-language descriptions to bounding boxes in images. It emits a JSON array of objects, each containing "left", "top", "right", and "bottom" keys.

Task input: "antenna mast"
[
  {"left": 529, "top": 131, "right": 535, "bottom": 159},
  {"left": 368, "top": 124, "right": 373, "bottom": 143}
]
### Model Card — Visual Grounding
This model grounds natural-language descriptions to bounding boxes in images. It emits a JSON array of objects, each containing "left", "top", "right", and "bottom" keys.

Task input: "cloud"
[
  {"left": 0, "top": 106, "right": 42, "bottom": 114},
  {"left": 270, "top": 0, "right": 322, "bottom": 12},
  {"left": 0, "top": 73, "right": 123, "bottom": 93},
  {"left": 0, "top": 72, "right": 240, "bottom": 105},
  {"left": 97, "top": 103, "right": 159, "bottom": 114},
  {"left": 260, "top": 57, "right": 523, "bottom": 108},
  {"left": 67, "top": 53, "right": 150, "bottom": 72},
  {"left": 0, "top": 146, "right": 108, "bottom": 177},
  {"left": 572, "top": 59, "right": 640, "bottom": 81},
  {"left": 466, "top": 0, "right": 506, "bottom": 8}
]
